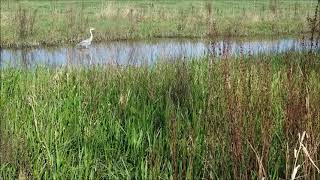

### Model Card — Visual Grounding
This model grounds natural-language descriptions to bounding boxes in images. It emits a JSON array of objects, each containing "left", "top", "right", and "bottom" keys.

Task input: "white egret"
[{"left": 76, "top": 28, "right": 95, "bottom": 48}]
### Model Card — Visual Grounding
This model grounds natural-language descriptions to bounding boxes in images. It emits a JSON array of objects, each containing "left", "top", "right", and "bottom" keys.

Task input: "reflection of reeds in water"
[
  {"left": 2, "top": 38, "right": 317, "bottom": 69},
  {"left": 19, "top": 49, "right": 29, "bottom": 68},
  {"left": 66, "top": 48, "right": 74, "bottom": 66},
  {"left": 126, "top": 43, "right": 138, "bottom": 65}
]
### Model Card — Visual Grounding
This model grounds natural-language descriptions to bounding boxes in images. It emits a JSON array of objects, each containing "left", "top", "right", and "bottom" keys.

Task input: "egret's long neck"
[{"left": 89, "top": 30, "right": 93, "bottom": 41}]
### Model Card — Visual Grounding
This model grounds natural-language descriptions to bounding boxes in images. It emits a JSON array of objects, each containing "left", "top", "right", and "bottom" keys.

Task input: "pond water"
[{"left": 0, "top": 38, "right": 319, "bottom": 68}]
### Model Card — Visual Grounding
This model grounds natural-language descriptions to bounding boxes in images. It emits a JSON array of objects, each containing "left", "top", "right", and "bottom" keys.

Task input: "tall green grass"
[{"left": 1, "top": 52, "right": 320, "bottom": 179}]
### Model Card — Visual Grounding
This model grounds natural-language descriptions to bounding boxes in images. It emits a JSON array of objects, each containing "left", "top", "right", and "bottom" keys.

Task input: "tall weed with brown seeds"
[
  {"left": 14, "top": 5, "right": 38, "bottom": 39},
  {"left": 221, "top": 46, "right": 244, "bottom": 179}
]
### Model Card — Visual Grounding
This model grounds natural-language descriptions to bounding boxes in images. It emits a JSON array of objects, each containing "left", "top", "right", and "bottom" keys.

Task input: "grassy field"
[
  {"left": 1, "top": 52, "right": 320, "bottom": 179},
  {"left": 0, "top": 0, "right": 318, "bottom": 48}
]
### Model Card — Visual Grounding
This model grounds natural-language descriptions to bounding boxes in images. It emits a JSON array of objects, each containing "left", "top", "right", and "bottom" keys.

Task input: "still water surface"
[{"left": 0, "top": 38, "right": 318, "bottom": 68}]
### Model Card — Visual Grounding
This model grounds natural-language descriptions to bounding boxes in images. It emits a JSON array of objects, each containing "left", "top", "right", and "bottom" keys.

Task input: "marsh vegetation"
[
  {"left": 1, "top": 0, "right": 320, "bottom": 179},
  {"left": 1, "top": 52, "right": 320, "bottom": 179}
]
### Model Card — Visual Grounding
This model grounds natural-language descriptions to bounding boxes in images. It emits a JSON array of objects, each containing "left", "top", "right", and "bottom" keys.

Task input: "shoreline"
[{"left": 0, "top": 32, "right": 309, "bottom": 49}]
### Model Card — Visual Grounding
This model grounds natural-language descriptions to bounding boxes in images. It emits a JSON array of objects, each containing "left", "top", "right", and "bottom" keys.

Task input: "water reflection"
[{"left": 0, "top": 38, "right": 319, "bottom": 68}]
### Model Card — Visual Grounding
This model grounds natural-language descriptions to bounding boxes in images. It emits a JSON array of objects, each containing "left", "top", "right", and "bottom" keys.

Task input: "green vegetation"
[
  {"left": 1, "top": 52, "right": 320, "bottom": 179},
  {"left": 1, "top": 0, "right": 319, "bottom": 179},
  {"left": 0, "top": 0, "right": 317, "bottom": 48}
]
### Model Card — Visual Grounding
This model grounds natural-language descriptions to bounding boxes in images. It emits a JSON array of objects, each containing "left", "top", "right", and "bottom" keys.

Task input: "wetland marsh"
[{"left": 1, "top": 0, "right": 320, "bottom": 179}]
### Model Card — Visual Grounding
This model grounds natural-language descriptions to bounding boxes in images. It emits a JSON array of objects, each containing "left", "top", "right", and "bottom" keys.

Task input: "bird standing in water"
[{"left": 76, "top": 28, "right": 95, "bottom": 49}]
